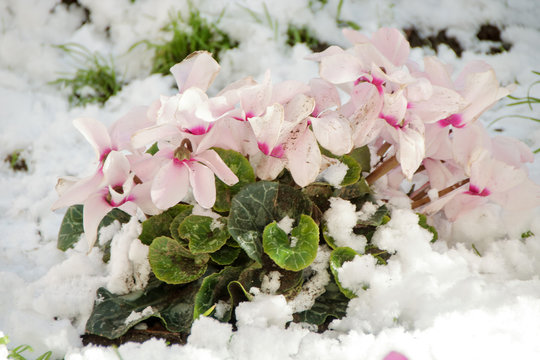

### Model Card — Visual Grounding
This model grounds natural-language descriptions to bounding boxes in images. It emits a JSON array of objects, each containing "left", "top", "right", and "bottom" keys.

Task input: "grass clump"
[
  {"left": 51, "top": 44, "right": 124, "bottom": 107},
  {"left": 4, "top": 150, "right": 28, "bottom": 172},
  {"left": 0, "top": 335, "right": 52, "bottom": 360},
  {"left": 133, "top": 8, "right": 237, "bottom": 76},
  {"left": 286, "top": 24, "right": 329, "bottom": 52}
]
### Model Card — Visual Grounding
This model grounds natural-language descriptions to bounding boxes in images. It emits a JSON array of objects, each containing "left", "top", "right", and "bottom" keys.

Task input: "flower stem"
[
  {"left": 366, "top": 155, "right": 398, "bottom": 185},
  {"left": 411, "top": 178, "right": 470, "bottom": 209},
  {"left": 376, "top": 142, "right": 392, "bottom": 157}
]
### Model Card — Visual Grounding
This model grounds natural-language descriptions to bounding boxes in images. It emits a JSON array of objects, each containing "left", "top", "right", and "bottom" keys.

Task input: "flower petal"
[
  {"left": 170, "top": 51, "right": 220, "bottom": 92},
  {"left": 51, "top": 171, "right": 104, "bottom": 210},
  {"left": 311, "top": 112, "right": 353, "bottom": 156},
  {"left": 285, "top": 125, "right": 322, "bottom": 187},
  {"left": 188, "top": 162, "right": 216, "bottom": 209},
  {"left": 73, "top": 117, "right": 113, "bottom": 160},
  {"left": 194, "top": 149, "right": 239, "bottom": 186},
  {"left": 83, "top": 192, "right": 113, "bottom": 249},
  {"left": 151, "top": 160, "right": 190, "bottom": 210},
  {"left": 102, "top": 151, "right": 131, "bottom": 187}
]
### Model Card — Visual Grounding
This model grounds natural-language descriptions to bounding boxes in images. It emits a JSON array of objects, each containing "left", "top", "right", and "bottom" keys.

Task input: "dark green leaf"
[
  {"left": 210, "top": 246, "right": 241, "bottom": 265},
  {"left": 329, "top": 247, "right": 359, "bottom": 299},
  {"left": 148, "top": 236, "right": 209, "bottom": 284},
  {"left": 213, "top": 148, "right": 255, "bottom": 212},
  {"left": 263, "top": 215, "right": 319, "bottom": 271},
  {"left": 302, "top": 183, "right": 334, "bottom": 213},
  {"left": 339, "top": 155, "right": 361, "bottom": 186},
  {"left": 295, "top": 281, "right": 349, "bottom": 325},
  {"left": 169, "top": 207, "right": 194, "bottom": 243},
  {"left": 228, "top": 181, "right": 312, "bottom": 263},
  {"left": 139, "top": 204, "right": 192, "bottom": 245},
  {"left": 193, "top": 266, "right": 242, "bottom": 320},
  {"left": 57, "top": 205, "right": 131, "bottom": 251},
  {"left": 179, "top": 215, "right": 229, "bottom": 254},
  {"left": 85, "top": 277, "right": 202, "bottom": 339},
  {"left": 356, "top": 204, "right": 389, "bottom": 227},
  {"left": 347, "top": 145, "right": 370, "bottom": 173}
]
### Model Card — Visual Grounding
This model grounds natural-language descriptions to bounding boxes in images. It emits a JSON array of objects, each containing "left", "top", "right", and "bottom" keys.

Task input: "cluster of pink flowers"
[{"left": 53, "top": 28, "right": 540, "bottom": 248}]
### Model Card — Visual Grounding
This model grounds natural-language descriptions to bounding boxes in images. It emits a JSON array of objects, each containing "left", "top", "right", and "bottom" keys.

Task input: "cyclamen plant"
[{"left": 54, "top": 28, "right": 540, "bottom": 342}]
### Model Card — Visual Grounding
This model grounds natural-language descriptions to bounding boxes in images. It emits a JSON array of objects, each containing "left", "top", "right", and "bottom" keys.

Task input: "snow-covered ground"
[{"left": 1, "top": 0, "right": 540, "bottom": 359}]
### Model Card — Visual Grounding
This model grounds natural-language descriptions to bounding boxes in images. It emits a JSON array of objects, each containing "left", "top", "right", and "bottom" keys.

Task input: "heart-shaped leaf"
[
  {"left": 85, "top": 277, "right": 203, "bottom": 339},
  {"left": 179, "top": 215, "right": 229, "bottom": 254},
  {"left": 169, "top": 206, "right": 194, "bottom": 243},
  {"left": 139, "top": 204, "right": 192, "bottom": 245},
  {"left": 329, "top": 247, "right": 359, "bottom": 299},
  {"left": 228, "top": 181, "right": 312, "bottom": 263},
  {"left": 194, "top": 266, "right": 242, "bottom": 320},
  {"left": 263, "top": 214, "right": 319, "bottom": 271},
  {"left": 339, "top": 154, "right": 361, "bottom": 186},
  {"left": 213, "top": 148, "right": 256, "bottom": 212},
  {"left": 295, "top": 280, "right": 349, "bottom": 325},
  {"left": 57, "top": 205, "right": 131, "bottom": 251},
  {"left": 210, "top": 246, "right": 242, "bottom": 265},
  {"left": 148, "top": 236, "right": 209, "bottom": 284}
]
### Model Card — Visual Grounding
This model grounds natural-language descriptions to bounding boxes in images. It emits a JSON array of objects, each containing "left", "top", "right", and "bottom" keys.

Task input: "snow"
[{"left": 1, "top": 0, "right": 540, "bottom": 359}]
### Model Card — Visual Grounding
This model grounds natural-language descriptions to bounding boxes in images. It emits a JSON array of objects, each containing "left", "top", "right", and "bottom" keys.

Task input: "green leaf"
[
  {"left": 356, "top": 204, "right": 389, "bottom": 227},
  {"left": 295, "top": 280, "right": 349, "bottom": 325},
  {"left": 329, "top": 247, "right": 359, "bottom": 299},
  {"left": 339, "top": 155, "right": 361, "bottom": 186},
  {"left": 348, "top": 146, "right": 370, "bottom": 173},
  {"left": 417, "top": 213, "right": 438, "bottom": 243},
  {"left": 169, "top": 206, "right": 194, "bottom": 243},
  {"left": 228, "top": 181, "right": 312, "bottom": 263},
  {"left": 194, "top": 266, "right": 242, "bottom": 320},
  {"left": 302, "top": 183, "right": 334, "bottom": 213},
  {"left": 334, "top": 178, "right": 371, "bottom": 201},
  {"left": 212, "top": 148, "right": 255, "bottom": 212},
  {"left": 179, "top": 215, "right": 230, "bottom": 254},
  {"left": 263, "top": 215, "right": 319, "bottom": 271},
  {"left": 146, "top": 142, "right": 159, "bottom": 155},
  {"left": 57, "top": 205, "right": 131, "bottom": 251},
  {"left": 148, "top": 236, "right": 209, "bottom": 284},
  {"left": 210, "top": 246, "right": 242, "bottom": 265},
  {"left": 57, "top": 205, "right": 84, "bottom": 251},
  {"left": 85, "top": 277, "right": 203, "bottom": 339},
  {"left": 227, "top": 280, "right": 253, "bottom": 307},
  {"left": 139, "top": 204, "right": 192, "bottom": 245}
]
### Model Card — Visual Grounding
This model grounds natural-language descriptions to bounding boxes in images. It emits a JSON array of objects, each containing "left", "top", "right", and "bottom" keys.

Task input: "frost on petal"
[
  {"left": 83, "top": 192, "right": 113, "bottom": 249},
  {"left": 151, "top": 160, "right": 190, "bottom": 210},
  {"left": 170, "top": 51, "right": 220, "bottom": 92},
  {"left": 285, "top": 126, "right": 321, "bottom": 187},
  {"left": 194, "top": 150, "right": 239, "bottom": 186},
  {"left": 188, "top": 162, "right": 216, "bottom": 209},
  {"left": 311, "top": 112, "right": 353, "bottom": 156},
  {"left": 73, "top": 117, "right": 113, "bottom": 160}
]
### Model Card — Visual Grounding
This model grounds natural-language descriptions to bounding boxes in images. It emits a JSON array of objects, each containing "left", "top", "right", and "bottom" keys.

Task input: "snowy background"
[{"left": 1, "top": 0, "right": 540, "bottom": 359}]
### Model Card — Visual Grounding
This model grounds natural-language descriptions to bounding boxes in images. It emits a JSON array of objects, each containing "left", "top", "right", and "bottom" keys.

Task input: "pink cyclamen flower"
[
  {"left": 82, "top": 151, "right": 158, "bottom": 249},
  {"left": 383, "top": 351, "right": 408, "bottom": 360},
  {"left": 149, "top": 138, "right": 238, "bottom": 210}
]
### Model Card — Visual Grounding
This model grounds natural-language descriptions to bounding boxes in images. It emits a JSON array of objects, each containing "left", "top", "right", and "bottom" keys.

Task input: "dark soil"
[{"left": 82, "top": 318, "right": 187, "bottom": 347}]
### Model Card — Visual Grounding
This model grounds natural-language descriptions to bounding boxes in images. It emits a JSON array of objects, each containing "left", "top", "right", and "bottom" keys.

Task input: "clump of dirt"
[
  {"left": 4, "top": 151, "right": 28, "bottom": 172},
  {"left": 476, "top": 24, "right": 512, "bottom": 54},
  {"left": 404, "top": 27, "right": 463, "bottom": 57},
  {"left": 404, "top": 23, "right": 512, "bottom": 57}
]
